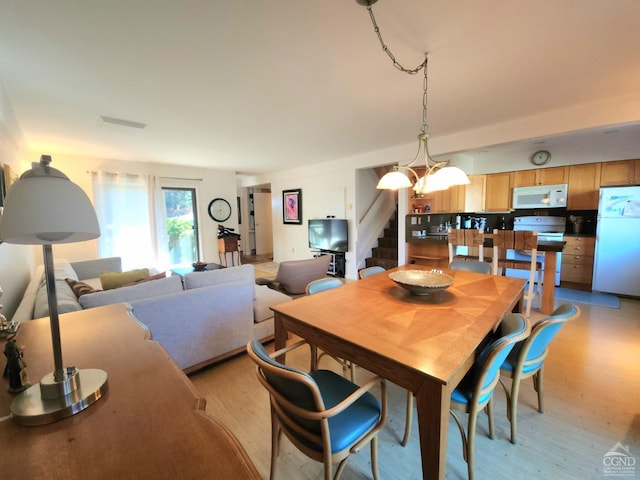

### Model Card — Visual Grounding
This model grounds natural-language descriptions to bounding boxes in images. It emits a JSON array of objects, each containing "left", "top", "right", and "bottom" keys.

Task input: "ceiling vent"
[{"left": 97, "top": 115, "right": 147, "bottom": 132}]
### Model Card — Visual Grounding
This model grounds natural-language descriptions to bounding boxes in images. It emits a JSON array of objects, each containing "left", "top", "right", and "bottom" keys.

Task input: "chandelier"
[{"left": 357, "top": 0, "right": 470, "bottom": 194}]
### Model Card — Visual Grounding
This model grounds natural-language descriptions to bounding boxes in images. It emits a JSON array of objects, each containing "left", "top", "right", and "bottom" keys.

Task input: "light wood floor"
[{"left": 190, "top": 297, "right": 640, "bottom": 480}]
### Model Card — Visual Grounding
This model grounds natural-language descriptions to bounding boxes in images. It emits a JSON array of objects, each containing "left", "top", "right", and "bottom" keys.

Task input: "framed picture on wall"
[{"left": 282, "top": 189, "right": 302, "bottom": 225}]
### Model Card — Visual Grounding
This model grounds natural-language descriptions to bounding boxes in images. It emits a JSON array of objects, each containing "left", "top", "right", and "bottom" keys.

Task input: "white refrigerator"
[{"left": 593, "top": 186, "right": 640, "bottom": 296}]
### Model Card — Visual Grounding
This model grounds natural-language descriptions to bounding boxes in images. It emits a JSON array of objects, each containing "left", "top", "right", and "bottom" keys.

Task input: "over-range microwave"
[{"left": 512, "top": 184, "right": 568, "bottom": 209}]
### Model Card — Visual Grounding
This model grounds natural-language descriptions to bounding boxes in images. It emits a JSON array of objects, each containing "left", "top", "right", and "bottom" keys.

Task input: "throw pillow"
[
  {"left": 100, "top": 268, "right": 150, "bottom": 290},
  {"left": 65, "top": 278, "right": 102, "bottom": 298},
  {"left": 123, "top": 271, "right": 167, "bottom": 286}
]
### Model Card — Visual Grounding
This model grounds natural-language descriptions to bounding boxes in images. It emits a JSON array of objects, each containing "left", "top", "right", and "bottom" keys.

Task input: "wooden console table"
[
  {"left": 0, "top": 304, "right": 260, "bottom": 480},
  {"left": 218, "top": 236, "right": 241, "bottom": 267}
]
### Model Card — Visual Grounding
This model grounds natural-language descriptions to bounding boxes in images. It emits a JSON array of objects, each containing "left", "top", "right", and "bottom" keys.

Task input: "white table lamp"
[{"left": 0, "top": 155, "right": 108, "bottom": 425}]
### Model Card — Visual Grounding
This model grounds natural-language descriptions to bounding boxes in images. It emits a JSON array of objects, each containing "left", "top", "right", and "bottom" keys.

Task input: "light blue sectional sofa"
[{"left": 13, "top": 257, "right": 291, "bottom": 373}]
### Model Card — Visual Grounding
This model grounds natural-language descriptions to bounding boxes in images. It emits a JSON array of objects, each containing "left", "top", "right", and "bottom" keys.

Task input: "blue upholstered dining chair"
[
  {"left": 401, "top": 313, "right": 529, "bottom": 480},
  {"left": 358, "top": 266, "right": 386, "bottom": 279},
  {"left": 499, "top": 303, "right": 580, "bottom": 443},
  {"left": 305, "top": 277, "right": 344, "bottom": 295},
  {"left": 246, "top": 340, "right": 387, "bottom": 480},
  {"left": 305, "top": 276, "right": 356, "bottom": 381},
  {"left": 449, "top": 260, "right": 492, "bottom": 275}
]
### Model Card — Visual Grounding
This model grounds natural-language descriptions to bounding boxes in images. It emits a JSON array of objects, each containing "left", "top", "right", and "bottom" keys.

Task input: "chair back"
[
  {"left": 358, "top": 266, "right": 385, "bottom": 279},
  {"left": 449, "top": 260, "right": 492, "bottom": 274},
  {"left": 515, "top": 303, "right": 580, "bottom": 374},
  {"left": 247, "top": 341, "right": 326, "bottom": 439},
  {"left": 274, "top": 255, "right": 332, "bottom": 294},
  {"left": 305, "top": 277, "right": 344, "bottom": 295},
  {"left": 473, "top": 313, "right": 530, "bottom": 406},
  {"left": 493, "top": 229, "right": 539, "bottom": 316},
  {"left": 492, "top": 229, "right": 538, "bottom": 272},
  {"left": 448, "top": 228, "right": 485, "bottom": 263}
]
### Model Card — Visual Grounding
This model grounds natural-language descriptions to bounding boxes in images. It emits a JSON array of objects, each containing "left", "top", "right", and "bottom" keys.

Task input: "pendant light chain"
[
  {"left": 365, "top": 4, "right": 426, "bottom": 75},
  {"left": 421, "top": 58, "right": 429, "bottom": 136},
  {"left": 363, "top": 0, "right": 470, "bottom": 192},
  {"left": 365, "top": 3, "right": 430, "bottom": 135}
]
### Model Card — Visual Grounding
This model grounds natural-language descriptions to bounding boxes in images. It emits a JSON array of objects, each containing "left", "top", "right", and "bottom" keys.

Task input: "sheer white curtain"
[{"left": 92, "top": 172, "right": 169, "bottom": 270}]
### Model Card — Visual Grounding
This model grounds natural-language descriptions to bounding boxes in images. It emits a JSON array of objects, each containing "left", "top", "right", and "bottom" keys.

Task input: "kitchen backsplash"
[{"left": 406, "top": 209, "right": 598, "bottom": 235}]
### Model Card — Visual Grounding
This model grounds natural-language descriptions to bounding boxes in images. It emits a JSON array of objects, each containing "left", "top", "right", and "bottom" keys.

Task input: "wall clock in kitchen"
[
  {"left": 208, "top": 198, "right": 232, "bottom": 222},
  {"left": 531, "top": 150, "right": 551, "bottom": 166}
]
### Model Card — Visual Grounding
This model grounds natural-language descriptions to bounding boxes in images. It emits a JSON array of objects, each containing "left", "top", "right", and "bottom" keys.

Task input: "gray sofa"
[
  {"left": 256, "top": 255, "right": 331, "bottom": 295},
  {"left": 13, "top": 257, "right": 291, "bottom": 373}
]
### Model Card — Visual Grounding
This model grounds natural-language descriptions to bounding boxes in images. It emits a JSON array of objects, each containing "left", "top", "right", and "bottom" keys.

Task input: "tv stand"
[{"left": 313, "top": 250, "right": 345, "bottom": 278}]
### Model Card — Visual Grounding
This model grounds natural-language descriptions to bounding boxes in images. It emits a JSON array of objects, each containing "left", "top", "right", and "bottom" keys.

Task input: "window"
[
  {"left": 163, "top": 187, "right": 200, "bottom": 264},
  {"left": 91, "top": 172, "right": 168, "bottom": 270}
]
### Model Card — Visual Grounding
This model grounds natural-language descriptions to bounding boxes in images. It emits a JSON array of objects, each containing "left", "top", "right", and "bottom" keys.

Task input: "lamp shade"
[
  {"left": 414, "top": 174, "right": 448, "bottom": 194},
  {"left": 377, "top": 170, "right": 413, "bottom": 190},
  {"left": 430, "top": 166, "right": 470, "bottom": 189},
  {"left": 0, "top": 164, "right": 100, "bottom": 245}
]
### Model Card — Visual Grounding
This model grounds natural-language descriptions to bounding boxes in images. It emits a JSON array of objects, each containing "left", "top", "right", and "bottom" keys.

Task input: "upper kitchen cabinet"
[
  {"left": 567, "top": 163, "right": 601, "bottom": 210},
  {"left": 485, "top": 172, "right": 513, "bottom": 211},
  {"left": 600, "top": 159, "right": 640, "bottom": 186},
  {"left": 513, "top": 167, "right": 569, "bottom": 187},
  {"left": 464, "top": 175, "right": 486, "bottom": 212},
  {"left": 408, "top": 167, "right": 466, "bottom": 213},
  {"left": 448, "top": 184, "right": 466, "bottom": 213}
]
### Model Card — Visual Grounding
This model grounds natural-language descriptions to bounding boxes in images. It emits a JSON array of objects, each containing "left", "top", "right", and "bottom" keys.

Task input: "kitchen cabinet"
[
  {"left": 449, "top": 184, "right": 466, "bottom": 213},
  {"left": 408, "top": 168, "right": 466, "bottom": 213},
  {"left": 513, "top": 166, "right": 569, "bottom": 187},
  {"left": 567, "top": 163, "right": 601, "bottom": 210},
  {"left": 464, "top": 175, "right": 486, "bottom": 212},
  {"left": 484, "top": 172, "right": 513, "bottom": 211},
  {"left": 600, "top": 159, "right": 640, "bottom": 186},
  {"left": 561, "top": 236, "right": 595, "bottom": 288}
]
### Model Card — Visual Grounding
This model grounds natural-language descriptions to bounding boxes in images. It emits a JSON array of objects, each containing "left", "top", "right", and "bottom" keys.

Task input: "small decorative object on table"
[
  {"left": 192, "top": 261, "right": 208, "bottom": 272},
  {"left": 389, "top": 269, "right": 454, "bottom": 296},
  {"left": 0, "top": 288, "right": 20, "bottom": 338},
  {"left": 3, "top": 338, "right": 30, "bottom": 393}
]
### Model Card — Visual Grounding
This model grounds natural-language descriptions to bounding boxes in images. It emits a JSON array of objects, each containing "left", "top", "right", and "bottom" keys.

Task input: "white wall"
[{"left": 0, "top": 80, "right": 33, "bottom": 318}]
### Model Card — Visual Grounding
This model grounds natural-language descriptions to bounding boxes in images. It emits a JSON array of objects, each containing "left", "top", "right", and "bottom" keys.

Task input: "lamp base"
[{"left": 10, "top": 368, "right": 108, "bottom": 426}]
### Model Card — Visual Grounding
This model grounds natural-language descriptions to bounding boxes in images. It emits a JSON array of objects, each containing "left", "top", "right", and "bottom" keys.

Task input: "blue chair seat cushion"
[
  {"left": 289, "top": 370, "right": 381, "bottom": 453},
  {"left": 451, "top": 369, "right": 474, "bottom": 406}
]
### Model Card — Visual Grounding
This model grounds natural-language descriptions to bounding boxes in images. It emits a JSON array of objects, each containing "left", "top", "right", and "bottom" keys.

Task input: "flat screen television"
[{"left": 308, "top": 219, "right": 348, "bottom": 252}]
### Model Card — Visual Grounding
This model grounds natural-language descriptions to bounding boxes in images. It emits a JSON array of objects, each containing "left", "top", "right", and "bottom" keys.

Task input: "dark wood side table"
[{"left": 0, "top": 304, "right": 260, "bottom": 480}]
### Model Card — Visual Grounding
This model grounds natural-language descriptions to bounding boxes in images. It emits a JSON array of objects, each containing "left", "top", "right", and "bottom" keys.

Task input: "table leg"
[
  {"left": 541, "top": 252, "right": 557, "bottom": 314},
  {"left": 274, "top": 312, "right": 287, "bottom": 363},
  {"left": 416, "top": 381, "right": 449, "bottom": 480}
]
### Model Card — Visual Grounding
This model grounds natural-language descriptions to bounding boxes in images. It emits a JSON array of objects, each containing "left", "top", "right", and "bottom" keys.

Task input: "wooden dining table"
[{"left": 272, "top": 264, "right": 526, "bottom": 480}]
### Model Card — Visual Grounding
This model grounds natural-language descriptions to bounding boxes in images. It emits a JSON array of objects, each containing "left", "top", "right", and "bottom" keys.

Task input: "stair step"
[
  {"left": 372, "top": 247, "right": 398, "bottom": 259},
  {"left": 383, "top": 227, "right": 397, "bottom": 238},
  {"left": 378, "top": 237, "right": 398, "bottom": 248},
  {"left": 365, "top": 258, "right": 398, "bottom": 270}
]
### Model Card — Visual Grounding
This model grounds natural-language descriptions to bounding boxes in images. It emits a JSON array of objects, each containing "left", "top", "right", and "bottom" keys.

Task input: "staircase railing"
[{"left": 356, "top": 189, "right": 397, "bottom": 270}]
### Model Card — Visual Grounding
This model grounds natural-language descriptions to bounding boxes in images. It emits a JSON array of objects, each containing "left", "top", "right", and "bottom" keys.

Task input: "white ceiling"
[{"left": 1, "top": 0, "right": 639, "bottom": 174}]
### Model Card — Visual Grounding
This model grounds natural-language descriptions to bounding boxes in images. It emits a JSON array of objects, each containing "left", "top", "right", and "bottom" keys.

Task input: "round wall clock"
[
  {"left": 531, "top": 150, "right": 551, "bottom": 166},
  {"left": 208, "top": 198, "right": 231, "bottom": 222}
]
